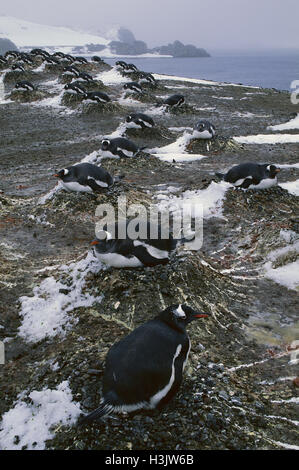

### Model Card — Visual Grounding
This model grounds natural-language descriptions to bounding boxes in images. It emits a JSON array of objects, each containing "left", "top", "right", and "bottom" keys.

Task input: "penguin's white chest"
[
  {"left": 61, "top": 181, "right": 93, "bottom": 193},
  {"left": 248, "top": 177, "right": 277, "bottom": 190},
  {"left": 193, "top": 129, "right": 214, "bottom": 139},
  {"left": 94, "top": 251, "right": 143, "bottom": 268},
  {"left": 149, "top": 344, "right": 182, "bottom": 408}
]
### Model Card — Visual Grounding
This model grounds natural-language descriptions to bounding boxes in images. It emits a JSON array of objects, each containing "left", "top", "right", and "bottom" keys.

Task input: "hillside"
[{"left": 0, "top": 16, "right": 109, "bottom": 48}]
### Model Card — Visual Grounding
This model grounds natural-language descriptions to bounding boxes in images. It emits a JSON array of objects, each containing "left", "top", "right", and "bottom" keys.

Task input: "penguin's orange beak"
[
  {"left": 91, "top": 240, "right": 100, "bottom": 246},
  {"left": 53, "top": 174, "right": 59, "bottom": 177},
  {"left": 193, "top": 313, "right": 209, "bottom": 318},
  {"left": 275, "top": 168, "right": 281, "bottom": 173}
]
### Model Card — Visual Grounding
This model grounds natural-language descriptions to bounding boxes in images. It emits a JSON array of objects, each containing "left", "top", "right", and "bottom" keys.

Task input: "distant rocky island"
[
  {"left": 73, "top": 27, "right": 210, "bottom": 58},
  {"left": 104, "top": 27, "right": 210, "bottom": 57}
]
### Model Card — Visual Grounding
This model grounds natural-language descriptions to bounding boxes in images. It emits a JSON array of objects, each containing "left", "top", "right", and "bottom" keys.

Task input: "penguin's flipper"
[
  {"left": 239, "top": 178, "right": 254, "bottom": 189},
  {"left": 134, "top": 146, "right": 147, "bottom": 156},
  {"left": 133, "top": 245, "right": 169, "bottom": 267},
  {"left": 86, "top": 178, "right": 107, "bottom": 192},
  {"left": 78, "top": 402, "right": 113, "bottom": 426},
  {"left": 117, "top": 150, "right": 131, "bottom": 159}
]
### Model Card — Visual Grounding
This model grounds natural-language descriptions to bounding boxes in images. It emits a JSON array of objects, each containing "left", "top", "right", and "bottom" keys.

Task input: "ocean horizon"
[{"left": 103, "top": 50, "right": 299, "bottom": 92}]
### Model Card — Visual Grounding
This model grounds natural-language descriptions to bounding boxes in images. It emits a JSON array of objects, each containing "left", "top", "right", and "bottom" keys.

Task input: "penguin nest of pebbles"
[
  {"left": 3, "top": 71, "right": 34, "bottom": 83},
  {"left": 85, "top": 63, "right": 112, "bottom": 73},
  {"left": 187, "top": 135, "right": 243, "bottom": 155},
  {"left": 45, "top": 64, "right": 66, "bottom": 74},
  {"left": 61, "top": 93, "right": 85, "bottom": 107},
  {"left": 9, "top": 89, "right": 51, "bottom": 103},
  {"left": 167, "top": 103, "right": 198, "bottom": 115},
  {"left": 123, "top": 91, "right": 155, "bottom": 104},
  {"left": 81, "top": 102, "right": 125, "bottom": 114},
  {"left": 125, "top": 125, "right": 175, "bottom": 141},
  {"left": 81, "top": 80, "right": 108, "bottom": 92}
]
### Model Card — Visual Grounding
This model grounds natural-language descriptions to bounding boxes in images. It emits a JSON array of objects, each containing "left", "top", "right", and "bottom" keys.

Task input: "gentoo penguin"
[
  {"left": 11, "top": 63, "right": 25, "bottom": 73},
  {"left": 63, "top": 66, "right": 80, "bottom": 77},
  {"left": 30, "top": 48, "right": 45, "bottom": 56},
  {"left": 44, "top": 56, "right": 60, "bottom": 65},
  {"left": 125, "top": 63, "right": 138, "bottom": 72},
  {"left": 92, "top": 56, "right": 104, "bottom": 63},
  {"left": 77, "top": 72, "right": 94, "bottom": 83},
  {"left": 14, "top": 81, "right": 35, "bottom": 92},
  {"left": 64, "top": 82, "right": 86, "bottom": 95},
  {"left": 115, "top": 60, "right": 128, "bottom": 69},
  {"left": 73, "top": 56, "right": 88, "bottom": 64},
  {"left": 61, "top": 54, "right": 75, "bottom": 64},
  {"left": 101, "top": 137, "right": 146, "bottom": 159},
  {"left": 164, "top": 94, "right": 185, "bottom": 107},
  {"left": 91, "top": 221, "right": 177, "bottom": 268},
  {"left": 123, "top": 81, "right": 143, "bottom": 93},
  {"left": 18, "top": 53, "right": 34, "bottom": 65},
  {"left": 83, "top": 91, "right": 111, "bottom": 104},
  {"left": 79, "top": 304, "right": 209, "bottom": 425},
  {"left": 139, "top": 72, "right": 156, "bottom": 86},
  {"left": 4, "top": 51, "right": 18, "bottom": 60},
  {"left": 194, "top": 120, "right": 216, "bottom": 139},
  {"left": 53, "top": 163, "right": 116, "bottom": 193},
  {"left": 52, "top": 52, "right": 66, "bottom": 59},
  {"left": 115, "top": 60, "right": 127, "bottom": 68},
  {"left": 216, "top": 162, "right": 281, "bottom": 190},
  {"left": 125, "top": 113, "right": 155, "bottom": 129}
]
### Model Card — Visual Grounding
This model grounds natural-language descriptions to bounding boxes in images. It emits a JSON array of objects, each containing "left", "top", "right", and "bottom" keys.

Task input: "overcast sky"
[{"left": 1, "top": 0, "right": 298, "bottom": 50}]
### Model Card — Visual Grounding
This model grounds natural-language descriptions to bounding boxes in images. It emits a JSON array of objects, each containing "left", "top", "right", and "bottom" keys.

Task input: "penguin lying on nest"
[
  {"left": 79, "top": 304, "right": 209, "bottom": 425},
  {"left": 193, "top": 120, "right": 216, "bottom": 139},
  {"left": 91, "top": 220, "right": 194, "bottom": 268},
  {"left": 101, "top": 137, "right": 146, "bottom": 158},
  {"left": 216, "top": 162, "right": 281, "bottom": 190},
  {"left": 125, "top": 113, "right": 155, "bottom": 129},
  {"left": 53, "top": 163, "right": 123, "bottom": 193}
]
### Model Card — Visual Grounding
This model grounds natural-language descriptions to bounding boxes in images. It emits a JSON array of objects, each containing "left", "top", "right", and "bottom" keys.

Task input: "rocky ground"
[{"left": 0, "top": 58, "right": 298, "bottom": 450}]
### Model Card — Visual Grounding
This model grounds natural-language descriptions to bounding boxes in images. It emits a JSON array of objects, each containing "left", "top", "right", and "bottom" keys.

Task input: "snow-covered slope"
[{"left": 0, "top": 16, "right": 109, "bottom": 48}]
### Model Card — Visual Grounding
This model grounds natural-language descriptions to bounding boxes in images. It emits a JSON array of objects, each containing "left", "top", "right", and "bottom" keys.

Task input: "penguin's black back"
[
  {"left": 164, "top": 94, "right": 185, "bottom": 106},
  {"left": 66, "top": 163, "right": 113, "bottom": 185},
  {"left": 103, "top": 317, "right": 189, "bottom": 406},
  {"left": 127, "top": 113, "right": 155, "bottom": 126},
  {"left": 224, "top": 162, "right": 269, "bottom": 183},
  {"left": 107, "top": 137, "right": 139, "bottom": 152}
]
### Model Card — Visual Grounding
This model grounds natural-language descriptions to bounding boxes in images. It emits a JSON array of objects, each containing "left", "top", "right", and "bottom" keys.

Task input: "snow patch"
[
  {"left": 0, "top": 381, "right": 81, "bottom": 450},
  {"left": 264, "top": 240, "right": 299, "bottom": 291},
  {"left": 234, "top": 134, "right": 299, "bottom": 144},
  {"left": 268, "top": 114, "right": 299, "bottom": 131},
  {"left": 156, "top": 181, "right": 230, "bottom": 219},
  {"left": 18, "top": 252, "right": 103, "bottom": 343},
  {"left": 279, "top": 179, "right": 299, "bottom": 196}
]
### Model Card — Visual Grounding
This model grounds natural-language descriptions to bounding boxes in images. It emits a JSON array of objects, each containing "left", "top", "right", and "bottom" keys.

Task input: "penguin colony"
[{"left": 2, "top": 48, "right": 284, "bottom": 425}]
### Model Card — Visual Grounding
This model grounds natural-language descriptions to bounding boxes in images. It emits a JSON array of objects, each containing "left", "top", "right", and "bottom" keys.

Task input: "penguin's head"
[
  {"left": 266, "top": 164, "right": 281, "bottom": 178},
  {"left": 161, "top": 304, "right": 209, "bottom": 330},
  {"left": 126, "top": 115, "right": 133, "bottom": 123},
  {"left": 53, "top": 168, "right": 69, "bottom": 179},
  {"left": 195, "top": 120, "right": 209, "bottom": 132},
  {"left": 101, "top": 139, "right": 111, "bottom": 151},
  {"left": 91, "top": 231, "right": 113, "bottom": 254}
]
